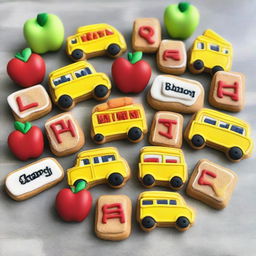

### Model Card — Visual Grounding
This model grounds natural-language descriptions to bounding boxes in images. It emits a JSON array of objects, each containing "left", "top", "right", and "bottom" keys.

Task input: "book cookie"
[
  {"left": 147, "top": 75, "right": 204, "bottom": 113},
  {"left": 7, "top": 84, "right": 52, "bottom": 122},
  {"left": 186, "top": 159, "right": 238, "bottom": 209},
  {"left": 95, "top": 195, "right": 132, "bottom": 240},
  {"left": 45, "top": 112, "right": 85, "bottom": 157},
  {"left": 209, "top": 71, "right": 245, "bottom": 112},
  {"left": 149, "top": 111, "right": 183, "bottom": 148},
  {"left": 132, "top": 18, "right": 161, "bottom": 53},
  {"left": 5, "top": 158, "right": 64, "bottom": 201},
  {"left": 156, "top": 40, "right": 187, "bottom": 75}
]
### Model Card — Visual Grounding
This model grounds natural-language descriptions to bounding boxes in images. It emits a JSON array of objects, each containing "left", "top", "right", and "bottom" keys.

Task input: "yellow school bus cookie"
[
  {"left": 67, "top": 147, "right": 130, "bottom": 189},
  {"left": 188, "top": 29, "right": 232, "bottom": 75},
  {"left": 138, "top": 146, "right": 187, "bottom": 190},
  {"left": 137, "top": 191, "right": 195, "bottom": 232},
  {"left": 66, "top": 24, "right": 127, "bottom": 61},
  {"left": 184, "top": 108, "right": 253, "bottom": 162},
  {"left": 48, "top": 61, "right": 111, "bottom": 110},
  {"left": 91, "top": 97, "right": 148, "bottom": 144}
]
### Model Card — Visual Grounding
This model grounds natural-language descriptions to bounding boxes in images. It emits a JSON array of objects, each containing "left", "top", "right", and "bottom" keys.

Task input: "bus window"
[
  {"left": 203, "top": 116, "right": 217, "bottom": 125},
  {"left": 209, "top": 44, "right": 220, "bottom": 52},
  {"left": 223, "top": 49, "right": 229, "bottom": 54},
  {"left": 74, "top": 67, "right": 92, "bottom": 78},
  {"left": 169, "top": 200, "right": 177, "bottom": 205},
  {"left": 144, "top": 154, "right": 162, "bottom": 163},
  {"left": 164, "top": 155, "right": 180, "bottom": 163},
  {"left": 53, "top": 74, "right": 73, "bottom": 86},
  {"left": 102, "top": 155, "right": 116, "bottom": 162},
  {"left": 80, "top": 158, "right": 90, "bottom": 166},
  {"left": 231, "top": 125, "right": 245, "bottom": 135},
  {"left": 197, "top": 42, "right": 204, "bottom": 49},
  {"left": 97, "top": 114, "right": 111, "bottom": 124},
  {"left": 129, "top": 110, "right": 140, "bottom": 119},
  {"left": 157, "top": 200, "right": 168, "bottom": 205},
  {"left": 116, "top": 111, "right": 128, "bottom": 121},
  {"left": 142, "top": 200, "right": 153, "bottom": 205},
  {"left": 219, "top": 121, "right": 229, "bottom": 129},
  {"left": 70, "top": 38, "right": 77, "bottom": 44}
]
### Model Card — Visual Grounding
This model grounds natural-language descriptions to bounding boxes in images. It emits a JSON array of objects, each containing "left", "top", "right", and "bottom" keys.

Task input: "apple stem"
[
  {"left": 37, "top": 13, "right": 48, "bottom": 26},
  {"left": 127, "top": 51, "right": 143, "bottom": 64},
  {"left": 178, "top": 2, "right": 190, "bottom": 12},
  {"left": 73, "top": 180, "right": 87, "bottom": 193},
  {"left": 14, "top": 121, "right": 32, "bottom": 134}
]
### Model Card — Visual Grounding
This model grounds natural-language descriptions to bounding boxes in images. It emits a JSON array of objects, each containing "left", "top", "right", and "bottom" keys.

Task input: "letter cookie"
[
  {"left": 45, "top": 112, "right": 85, "bottom": 156},
  {"left": 149, "top": 111, "right": 183, "bottom": 148},
  {"left": 132, "top": 18, "right": 161, "bottom": 53},
  {"left": 95, "top": 195, "right": 132, "bottom": 240},
  {"left": 157, "top": 40, "right": 187, "bottom": 75},
  {"left": 5, "top": 158, "right": 64, "bottom": 201},
  {"left": 147, "top": 75, "right": 204, "bottom": 113},
  {"left": 209, "top": 71, "right": 245, "bottom": 112},
  {"left": 186, "top": 159, "right": 238, "bottom": 209},
  {"left": 7, "top": 84, "right": 52, "bottom": 122}
]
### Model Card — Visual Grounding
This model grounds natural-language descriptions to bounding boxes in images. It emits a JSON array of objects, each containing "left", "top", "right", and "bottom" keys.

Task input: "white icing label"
[
  {"left": 150, "top": 75, "right": 202, "bottom": 106},
  {"left": 5, "top": 158, "right": 63, "bottom": 197}
]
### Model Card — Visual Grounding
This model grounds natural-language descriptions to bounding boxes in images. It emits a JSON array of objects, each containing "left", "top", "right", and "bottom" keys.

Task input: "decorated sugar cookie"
[
  {"left": 186, "top": 159, "right": 238, "bottom": 209},
  {"left": 7, "top": 84, "right": 52, "bottom": 122},
  {"left": 209, "top": 71, "right": 245, "bottom": 112},
  {"left": 45, "top": 112, "right": 85, "bottom": 157},
  {"left": 48, "top": 61, "right": 111, "bottom": 111},
  {"left": 8, "top": 121, "right": 44, "bottom": 161},
  {"left": 95, "top": 195, "right": 132, "bottom": 240},
  {"left": 5, "top": 158, "right": 64, "bottom": 201},
  {"left": 91, "top": 97, "right": 148, "bottom": 144},
  {"left": 67, "top": 147, "right": 130, "bottom": 189},
  {"left": 188, "top": 29, "right": 233, "bottom": 75},
  {"left": 138, "top": 146, "right": 187, "bottom": 190},
  {"left": 137, "top": 191, "right": 195, "bottom": 232},
  {"left": 184, "top": 108, "right": 253, "bottom": 161},
  {"left": 66, "top": 24, "right": 127, "bottom": 61},
  {"left": 132, "top": 18, "right": 161, "bottom": 53},
  {"left": 147, "top": 75, "right": 204, "bottom": 113}
]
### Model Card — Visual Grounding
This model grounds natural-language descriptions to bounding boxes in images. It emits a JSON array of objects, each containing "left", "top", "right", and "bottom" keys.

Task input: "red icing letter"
[
  {"left": 102, "top": 203, "right": 125, "bottom": 224},
  {"left": 138, "top": 26, "right": 155, "bottom": 44},
  {"left": 217, "top": 81, "right": 239, "bottom": 101},
  {"left": 163, "top": 50, "right": 181, "bottom": 61},
  {"left": 50, "top": 119, "right": 76, "bottom": 143},
  {"left": 16, "top": 96, "right": 39, "bottom": 112},
  {"left": 198, "top": 169, "right": 217, "bottom": 187},
  {"left": 158, "top": 119, "right": 177, "bottom": 139}
]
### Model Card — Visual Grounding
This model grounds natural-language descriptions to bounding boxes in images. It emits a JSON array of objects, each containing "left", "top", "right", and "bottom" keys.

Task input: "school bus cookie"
[
  {"left": 95, "top": 195, "right": 132, "bottom": 240},
  {"left": 149, "top": 111, "right": 183, "bottom": 148},
  {"left": 156, "top": 40, "right": 187, "bottom": 75},
  {"left": 67, "top": 147, "right": 130, "bottom": 189},
  {"left": 209, "top": 71, "right": 245, "bottom": 112},
  {"left": 186, "top": 159, "right": 238, "bottom": 209},
  {"left": 48, "top": 61, "right": 111, "bottom": 111},
  {"left": 184, "top": 108, "right": 253, "bottom": 162},
  {"left": 137, "top": 191, "right": 195, "bottom": 232},
  {"left": 91, "top": 97, "right": 148, "bottom": 144},
  {"left": 138, "top": 146, "right": 187, "bottom": 190},
  {"left": 66, "top": 24, "right": 127, "bottom": 61},
  {"left": 7, "top": 84, "right": 52, "bottom": 122},
  {"left": 5, "top": 158, "right": 64, "bottom": 201},
  {"left": 45, "top": 112, "right": 85, "bottom": 157},
  {"left": 188, "top": 29, "right": 233, "bottom": 75},
  {"left": 132, "top": 18, "right": 161, "bottom": 53},
  {"left": 147, "top": 75, "right": 204, "bottom": 113}
]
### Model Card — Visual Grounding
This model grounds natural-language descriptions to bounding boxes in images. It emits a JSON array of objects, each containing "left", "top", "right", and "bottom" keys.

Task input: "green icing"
[
  {"left": 178, "top": 2, "right": 190, "bottom": 12},
  {"left": 74, "top": 180, "right": 87, "bottom": 193},
  {"left": 14, "top": 121, "right": 32, "bottom": 134},
  {"left": 15, "top": 48, "right": 32, "bottom": 62},
  {"left": 127, "top": 51, "right": 143, "bottom": 64},
  {"left": 36, "top": 13, "right": 48, "bottom": 26}
]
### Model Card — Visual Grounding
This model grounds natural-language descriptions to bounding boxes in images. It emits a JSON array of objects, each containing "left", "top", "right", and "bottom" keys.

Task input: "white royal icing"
[
  {"left": 150, "top": 75, "right": 202, "bottom": 106},
  {"left": 5, "top": 158, "right": 63, "bottom": 197},
  {"left": 7, "top": 84, "right": 50, "bottom": 118}
]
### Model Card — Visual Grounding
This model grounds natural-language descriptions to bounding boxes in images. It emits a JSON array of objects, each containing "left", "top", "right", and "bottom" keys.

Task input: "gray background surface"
[{"left": 0, "top": 0, "right": 255, "bottom": 255}]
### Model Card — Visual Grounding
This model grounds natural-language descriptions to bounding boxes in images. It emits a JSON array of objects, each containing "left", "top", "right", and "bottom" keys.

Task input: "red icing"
[
  {"left": 166, "top": 159, "right": 177, "bottom": 163},
  {"left": 217, "top": 81, "right": 239, "bottom": 101},
  {"left": 163, "top": 50, "right": 181, "bottom": 61},
  {"left": 116, "top": 111, "right": 128, "bottom": 121},
  {"left": 97, "top": 30, "right": 105, "bottom": 37},
  {"left": 97, "top": 114, "right": 110, "bottom": 124},
  {"left": 105, "top": 29, "right": 114, "bottom": 35},
  {"left": 102, "top": 203, "right": 125, "bottom": 224},
  {"left": 144, "top": 158, "right": 160, "bottom": 162},
  {"left": 138, "top": 26, "right": 155, "bottom": 44},
  {"left": 129, "top": 110, "right": 140, "bottom": 119},
  {"left": 198, "top": 169, "right": 217, "bottom": 187},
  {"left": 50, "top": 119, "right": 76, "bottom": 144},
  {"left": 158, "top": 119, "right": 177, "bottom": 139},
  {"left": 16, "top": 96, "right": 39, "bottom": 112},
  {"left": 93, "top": 32, "right": 99, "bottom": 39}
]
